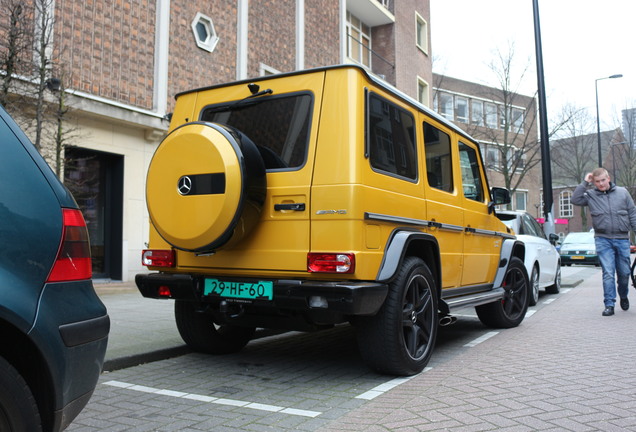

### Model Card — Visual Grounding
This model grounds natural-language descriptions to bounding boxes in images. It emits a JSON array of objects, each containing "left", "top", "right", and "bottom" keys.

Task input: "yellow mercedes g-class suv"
[{"left": 136, "top": 65, "right": 528, "bottom": 376}]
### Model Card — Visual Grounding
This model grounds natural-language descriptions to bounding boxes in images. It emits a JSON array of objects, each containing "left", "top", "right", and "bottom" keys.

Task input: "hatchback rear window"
[{"left": 201, "top": 92, "right": 312, "bottom": 170}]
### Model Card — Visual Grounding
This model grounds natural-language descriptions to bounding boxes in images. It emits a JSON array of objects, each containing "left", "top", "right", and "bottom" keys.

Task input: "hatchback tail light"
[
  {"left": 47, "top": 209, "right": 92, "bottom": 282},
  {"left": 307, "top": 253, "right": 355, "bottom": 273},
  {"left": 142, "top": 249, "right": 176, "bottom": 268}
]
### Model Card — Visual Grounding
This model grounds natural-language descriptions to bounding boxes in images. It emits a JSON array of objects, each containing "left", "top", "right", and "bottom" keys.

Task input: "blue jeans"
[{"left": 595, "top": 237, "right": 631, "bottom": 307}]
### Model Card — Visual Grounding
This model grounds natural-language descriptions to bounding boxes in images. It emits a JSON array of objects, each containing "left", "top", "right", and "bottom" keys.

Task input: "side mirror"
[
  {"left": 549, "top": 233, "right": 559, "bottom": 245},
  {"left": 488, "top": 187, "right": 511, "bottom": 214}
]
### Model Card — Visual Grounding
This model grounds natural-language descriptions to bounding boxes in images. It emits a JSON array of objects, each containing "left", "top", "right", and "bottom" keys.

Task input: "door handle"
[{"left": 274, "top": 203, "right": 306, "bottom": 211}]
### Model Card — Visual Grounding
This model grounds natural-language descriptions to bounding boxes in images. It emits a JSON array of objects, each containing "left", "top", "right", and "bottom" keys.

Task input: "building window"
[
  {"left": 417, "top": 78, "right": 429, "bottom": 106},
  {"left": 514, "top": 191, "right": 527, "bottom": 211},
  {"left": 435, "top": 92, "right": 453, "bottom": 121},
  {"left": 471, "top": 100, "right": 484, "bottom": 126},
  {"left": 560, "top": 191, "right": 573, "bottom": 218},
  {"left": 485, "top": 145, "right": 500, "bottom": 169},
  {"left": 347, "top": 12, "right": 371, "bottom": 68},
  {"left": 191, "top": 13, "right": 219, "bottom": 52},
  {"left": 455, "top": 97, "right": 468, "bottom": 123},
  {"left": 512, "top": 108, "right": 524, "bottom": 134},
  {"left": 485, "top": 103, "right": 497, "bottom": 128},
  {"left": 415, "top": 13, "right": 428, "bottom": 54},
  {"left": 506, "top": 148, "right": 526, "bottom": 171}
]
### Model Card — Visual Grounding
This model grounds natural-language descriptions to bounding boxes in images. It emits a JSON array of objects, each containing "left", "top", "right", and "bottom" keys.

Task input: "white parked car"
[{"left": 497, "top": 211, "right": 561, "bottom": 306}]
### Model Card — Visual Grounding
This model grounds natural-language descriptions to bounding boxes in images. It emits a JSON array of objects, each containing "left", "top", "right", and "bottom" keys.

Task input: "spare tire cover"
[{"left": 146, "top": 122, "right": 266, "bottom": 252}]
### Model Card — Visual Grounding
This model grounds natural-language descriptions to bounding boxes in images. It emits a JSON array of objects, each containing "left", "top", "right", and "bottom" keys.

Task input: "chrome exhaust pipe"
[{"left": 439, "top": 315, "right": 457, "bottom": 326}]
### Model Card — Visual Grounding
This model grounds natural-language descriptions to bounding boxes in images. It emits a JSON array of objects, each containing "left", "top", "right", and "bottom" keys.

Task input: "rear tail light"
[
  {"left": 142, "top": 249, "right": 176, "bottom": 268},
  {"left": 47, "top": 209, "right": 92, "bottom": 282},
  {"left": 307, "top": 253, "right": 355, "bottom": 273}
]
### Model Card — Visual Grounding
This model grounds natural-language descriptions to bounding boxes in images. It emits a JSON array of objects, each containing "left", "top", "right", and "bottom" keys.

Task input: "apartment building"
[{"left": 3, "top": 0, "right": 431, "bottom": 281}]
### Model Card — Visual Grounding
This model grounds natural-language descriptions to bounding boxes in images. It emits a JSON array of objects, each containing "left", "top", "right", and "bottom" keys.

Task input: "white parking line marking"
[
  {"left": 103, "top": 380, "right": 322, "bottom": 418},
  {"left": 543, "top": 298, "right": 557, "bottom": 304},
  {"left": 464, "top": 331, "right": 499, "bottom": 347},
  {"left": 525, "top": 309, "right": 537, "bottom": 317},
  {"left": 355, "top": 368, "right": 430, "bottom": 400}
]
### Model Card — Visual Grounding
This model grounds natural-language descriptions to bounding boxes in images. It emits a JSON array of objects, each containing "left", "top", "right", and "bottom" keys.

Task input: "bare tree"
[
  {"left": 549, "top": 105, "right": 598, "bottom": 228},
  {"left": 463, "top": 44, "right": 541, "bottom": 197},
  {"left": 32, "top": 0, "right": 55, "bottom": 152},
  {"left": 610, "top": 104, "right": 636, "bottom": 198}
]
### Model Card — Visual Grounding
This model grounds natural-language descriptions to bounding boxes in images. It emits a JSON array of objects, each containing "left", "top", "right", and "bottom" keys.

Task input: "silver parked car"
[{"left": 497, "top": 211, "right": 561, "bottom": 306}]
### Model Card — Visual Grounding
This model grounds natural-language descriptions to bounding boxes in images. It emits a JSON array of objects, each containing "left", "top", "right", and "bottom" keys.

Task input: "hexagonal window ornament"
[{"left": 191, "top": 12, "right": 219, "bottom": 53}]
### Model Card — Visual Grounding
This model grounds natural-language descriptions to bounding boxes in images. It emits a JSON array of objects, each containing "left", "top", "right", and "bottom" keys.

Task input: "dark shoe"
[
  {"left": 621, "top": 298, "right": 629, "bottom": 311},
  {"left": 602, "top": 306, "right": 615, "bottom": 316}
]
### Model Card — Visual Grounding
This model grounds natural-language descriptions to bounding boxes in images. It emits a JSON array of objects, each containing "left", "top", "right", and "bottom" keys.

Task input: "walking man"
[{"left": 572, "top": 168, "right": 636, "bottom": 316}]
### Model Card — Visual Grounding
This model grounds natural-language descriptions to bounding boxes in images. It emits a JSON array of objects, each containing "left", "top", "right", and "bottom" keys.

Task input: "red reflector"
[
  {"left": 47, "top": 209, "right": 92, "bottom": 282},
  {"left": 307, "top": 253, "right": 355, "bottom": 273},
  {"left": 158, "top": 286, "right": 172, "bottom": 297},
  {"left": 142, "top": 250, "right": 175, "bottom": 268}
]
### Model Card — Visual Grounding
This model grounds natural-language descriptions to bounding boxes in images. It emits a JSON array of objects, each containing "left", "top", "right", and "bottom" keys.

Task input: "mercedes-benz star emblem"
[{"left": 177, "top": 176, "right": 192, "bottom": 195}]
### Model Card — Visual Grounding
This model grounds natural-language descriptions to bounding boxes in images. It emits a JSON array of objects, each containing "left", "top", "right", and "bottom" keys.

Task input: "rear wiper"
[{"left": 211, "top": 83, "right": 274, "bottom": 112}]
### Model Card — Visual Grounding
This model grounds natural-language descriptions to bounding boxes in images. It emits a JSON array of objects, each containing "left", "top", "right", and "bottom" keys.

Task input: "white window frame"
[
  {"left": 514, "top": 190, "right": 527, "bottom": 211},
  {"left": 560, "top": 191, "right": 574, "bottom": 218},
  {"left": 485, "top": 103, "right": 497, "bottom": 128},
  {"left": 191, "top": 12, "right": 219, "bottom": 53},
  {"left": 455, "top": 96, "right": 468, "bottom": 123},
  {"left": 512, "top": 108, "right": 525, "bottom": 134},
  {"left": 346, "top": 12, "right": 372, "bottom": 68},
  {"left": 417, "top": 77, "right": 429, "bottom": 107},
  {"left": 259, "top": 63, "right": 280, "bottom": 76},
  {"left": 415, "top": 13, "right": 428, "bottom": 54},
  {"left": 436, "top": 92, "right": 453, "bottom": 121},
  {"left": 471, "top": 100, "right": 484, "bottom": 126}
]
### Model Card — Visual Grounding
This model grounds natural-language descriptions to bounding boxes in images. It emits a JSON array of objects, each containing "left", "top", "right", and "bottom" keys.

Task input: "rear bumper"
[{"left": 136, "top": 272, "right": 388, "bottom": 316}]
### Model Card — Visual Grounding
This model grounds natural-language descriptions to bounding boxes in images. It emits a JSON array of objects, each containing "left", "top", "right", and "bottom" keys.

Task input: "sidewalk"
[
  {"left": 94, "top": 266, "right": 589, "bottom": 372},
  {"left": 319, "top": 265, "right": 636, "bottom": 432}
]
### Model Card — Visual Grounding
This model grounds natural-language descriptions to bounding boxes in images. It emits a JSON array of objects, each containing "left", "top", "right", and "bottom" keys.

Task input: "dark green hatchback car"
[{"left": 0, "top": 106, "right": 109, "bottom": 431}]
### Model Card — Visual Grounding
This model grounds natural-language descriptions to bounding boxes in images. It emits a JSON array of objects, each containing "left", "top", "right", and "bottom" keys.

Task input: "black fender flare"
[
  {"left": 376, "top": 229, "right": 442, "bottom": 294},
  {"left": 492, "top": 238, "right": 527, "bottom": 289}
]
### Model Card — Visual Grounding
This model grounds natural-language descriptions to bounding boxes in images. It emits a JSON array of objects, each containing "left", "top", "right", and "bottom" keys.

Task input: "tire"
[
  {"left": 355, "top": 257, "right": 438, "bottom": 376},
  {"left": 146, "top": 122, "right": 266, "bottom": 252},
  {"left": 175, "top": 300, "right": 255, "bottom": 354},
  {"left": 545, "top": 265, "right": 561, "bottom": 294},
  {"left": 476, "top": 256, "right": 529, "bottom": 328},
  {"left": 529, "top": 265, "right": 539, "bottom": 306},
  {"left": 0, "top": 356, "right": 42, "bottom": 432}
]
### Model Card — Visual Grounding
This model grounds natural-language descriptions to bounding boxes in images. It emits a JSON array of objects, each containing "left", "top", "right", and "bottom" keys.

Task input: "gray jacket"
[{"left": 572, "top": 181, "right": 636, "bottom": 239}]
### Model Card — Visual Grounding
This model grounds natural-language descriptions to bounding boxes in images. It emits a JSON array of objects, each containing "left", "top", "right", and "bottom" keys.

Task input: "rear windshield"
[{"left": 200, "top": 92, "right": 313, "bottom": 170}]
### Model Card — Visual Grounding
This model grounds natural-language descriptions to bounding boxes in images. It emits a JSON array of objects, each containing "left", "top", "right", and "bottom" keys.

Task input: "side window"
[
  {"left": 458, "top": 141, "right": 484, "bottom": 202},
  {"left": 526, "top": 214, "right": 547, "bottom": 239},
  {"left": 423, "top": 122, "right": 453, "bottom": 192},
  {"left": 367, "top": 94, "right": 417, "bottom": 180}
]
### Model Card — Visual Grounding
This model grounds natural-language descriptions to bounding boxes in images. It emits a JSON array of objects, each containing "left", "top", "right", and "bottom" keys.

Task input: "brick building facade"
[{"left": 2, "top": 0, "right": 432, "bottom": 281}]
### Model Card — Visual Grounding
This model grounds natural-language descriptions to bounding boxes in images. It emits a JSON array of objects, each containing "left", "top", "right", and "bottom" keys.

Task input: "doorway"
[{"left": 64, "top": 147, "right": 123, "bottom": 280}]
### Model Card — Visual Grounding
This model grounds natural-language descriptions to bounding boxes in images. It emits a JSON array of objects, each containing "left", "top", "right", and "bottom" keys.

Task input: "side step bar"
[{"left": 441, "top": 287, "right": 505, "bottom": 311}]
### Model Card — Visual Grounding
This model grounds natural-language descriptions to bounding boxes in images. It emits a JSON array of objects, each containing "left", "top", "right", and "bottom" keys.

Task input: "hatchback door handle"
[{"left": 274, "top": 203, "right": 306, "bottom": 211}]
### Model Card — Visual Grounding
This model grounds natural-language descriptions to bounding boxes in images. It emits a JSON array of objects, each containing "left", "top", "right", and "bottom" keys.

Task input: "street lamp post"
[{"left": 595, "top": 74, "right": 623, "bottom": 167}]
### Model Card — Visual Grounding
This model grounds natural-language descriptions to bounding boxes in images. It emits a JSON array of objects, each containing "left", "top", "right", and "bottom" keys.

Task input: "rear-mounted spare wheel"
[{"left": 146, "top": 122, "right": 266, "bottom": 252}]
